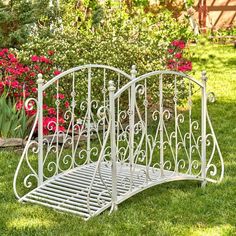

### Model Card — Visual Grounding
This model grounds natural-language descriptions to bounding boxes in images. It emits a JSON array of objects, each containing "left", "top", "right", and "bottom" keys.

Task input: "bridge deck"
[{"left": 20, "top": 162, "right": 196, "bottom": 220}]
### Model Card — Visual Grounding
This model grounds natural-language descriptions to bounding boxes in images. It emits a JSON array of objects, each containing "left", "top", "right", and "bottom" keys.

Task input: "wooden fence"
[{"left": 194, "top": 0, "right": 236, "bottom": 31}]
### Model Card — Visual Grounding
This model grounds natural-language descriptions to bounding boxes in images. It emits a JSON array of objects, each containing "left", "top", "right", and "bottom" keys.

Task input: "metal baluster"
[
  {"left": 129, "top": 65, "right": 137, "bottom": 190},
  {"left": 159, "top": 74, "right": 164, "bottom": 177},
  {"left": 117, "top": 73, "right": 120, "bottom": 158},
  {"left": 174, "top": 75, "right": 178, "bottom": 173},
  {"left": 108, "top": 80, "right": 117, "bottom": 211},
  {"left": 188, "top": 80, "right": 192, "bottom": 174},
  {"left": 56, "top": 80, "right": 60, "bottom": 174},
  {"left": 103, "top": 69, "right": 106, "bottom": 142},
  {"left": 71, "top": 72, "right": 75, "bottom": 167},
  {"left": 201, "top": 71, "right": 207, "bottom": 187},
  {"left": 144, "top": 79, "right": 149, "bottom": 183},
  {"left": 87, "top": 67, "right": 92, "bottom": 164},
  {"left": 37, "top": 74, "right": 44, "bottom": 186}
]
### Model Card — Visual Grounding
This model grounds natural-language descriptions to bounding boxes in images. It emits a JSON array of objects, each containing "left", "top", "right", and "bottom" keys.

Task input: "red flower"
[
  {"left": 29, "top": 72, "right": 36, "bottom": 77},
  {"left": 0, "top": 81, "right": 4, "bottom": 90},
  {"left": 29, "top": 80, "right": 35, "bottom": 85},
  {"left": 171, "top": 40, "right": 185, "bottom": 49},
  {"left": 0, "top": 50, "right": 69, "bottom": 133},
  {"left": 48, "top": 107, "right": 56, "bottom": 115},
  {"left": 43, "top": 104, "right": 48, "bottom": 110},
  {"left": 2, "top": 48, "right": 8, "bottom": 53},
  {"left": 175, "top": 53, "right": 182, "bottom": 59},
  {"left": 31, "top": 55, "right": 39, "bottom": 62},
  {"left": 26, "top": 109, "right": 37, "bottom": 116},
  {"left": 0, "top": 48, "right": 8, "bottom": 57},
  {"left": 16, "top": 100, "right": 24, "bottom": 110},
  {"left": 65, "top": 101, "right": 70, "bottom": 108},
  {"left": 48, "top": 50, "right": 55, "bottom": 56},
  {"left": 34, "top": 65, "right": 40, "bottom": 71},
  {"left": 11, "top": 58, "right": 18, "bottom": 63},
  {"left": 43, "top": 117, "right": 56, "bottom": 130},
  {"left": 177, "top": 61, "right": 192, "bottom": 72},
  {"left": 58, "top": 117, "right": 65, "bottom": 124},
  {"left": 10, "top": 80, "right": 19, "bottom": 89},
  {"left": 168, "top": 49, "right": 174, "bottom": 54},
  {"left": 58, "top": 126, "right": 65, "bottom": 132},
  {"left": 40, "top": 56, "right": 51, "bottom": 64},
  {"left": 54, "top": 70, "right": 61, "bottom": 76},
  {"left": 55, "top": 93, "right": 65, "bottom": 99},
  {"left": 178, "top": 41, "right": 185, "bottom": 49},
  {"left": 32, "top": 87, "right": 37, "bottom": 93}
]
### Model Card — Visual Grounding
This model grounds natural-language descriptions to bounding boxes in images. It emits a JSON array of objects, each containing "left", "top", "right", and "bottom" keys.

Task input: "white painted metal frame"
[{"left": 13, "top": 64, "right": 224, "bottom": 220}]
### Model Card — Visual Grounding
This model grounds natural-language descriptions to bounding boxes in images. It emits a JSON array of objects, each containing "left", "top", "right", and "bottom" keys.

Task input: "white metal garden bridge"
[{"left": 13, "top": 64, "right": 224, "bottom": 220}]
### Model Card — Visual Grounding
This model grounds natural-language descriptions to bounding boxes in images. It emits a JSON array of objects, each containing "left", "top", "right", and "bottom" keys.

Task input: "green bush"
[
  {"left": 0, "top": 0, "right": 60, "bottom": 48},
  {"left": 17, "top": 9, "right": 192, "bottom": 72},
  {"left": 14, "top": 8, "right": 193, "bottom": 109}
]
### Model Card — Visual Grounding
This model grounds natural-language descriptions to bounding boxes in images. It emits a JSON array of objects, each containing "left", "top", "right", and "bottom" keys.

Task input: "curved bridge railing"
[{"left": 13, "top": 64, "right": 224, "bottom": 219}]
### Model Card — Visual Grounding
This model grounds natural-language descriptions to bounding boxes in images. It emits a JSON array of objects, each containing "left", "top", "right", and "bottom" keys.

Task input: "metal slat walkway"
[{"left": 20, "top": 162, "right": 194, "bottom": 220}]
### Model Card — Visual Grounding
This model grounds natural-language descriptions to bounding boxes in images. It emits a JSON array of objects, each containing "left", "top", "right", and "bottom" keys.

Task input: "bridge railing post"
[
  {"left": 129, "top": 65, "right": 137, "bottom": 190},
  {"left": 108, "top": 80, "right": 117, "bottom": 211},
  {"left": 201, "top": 71, "right": 207, "bottom": 187},
  {"left": 159, "top": 74, "right": 164, "bottom": 177},
  {"left": 37, "top": 74, "right": 44, "bottom": 186}
]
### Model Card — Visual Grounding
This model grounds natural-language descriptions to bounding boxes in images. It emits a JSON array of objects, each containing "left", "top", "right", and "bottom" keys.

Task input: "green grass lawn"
[{"left": 0, "top": 42, "right": 236, "bottom": 236}]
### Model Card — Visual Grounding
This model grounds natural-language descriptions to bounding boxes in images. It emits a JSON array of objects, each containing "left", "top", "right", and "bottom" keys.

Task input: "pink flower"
[
  {"left": 58, "top": 126, "right": 65, "bottom": 132},
  {"left": 10, "top": 56, "right": 17, "bottom": 63},
  {"left": 31, "top": 55, "right": 39, "bottom": 62},
  {"left": 0, "top": 48, "right": 8, "bottom": 57},
  {"left": 21, "top": 91, "right": 30, "bottom": 98},
  {"left": 48, "top": 107, "right": 56, "bottom": 115},
  {"left": 171, "top": 40, "right": 185, "bottom": 49},
  {"left": 0, "top": 81, "right": 4, "bottom": 90},
  {"left": 26, "top": 109, "right": 37, "bottom": 116},
  {"left": 43, "top": 104, "right": 48, "bottom": 110},
  {"left": 175, "top": 53, "right": 182, "bottom": 59},
  {"left": 54, "top": 70, "right": 61, "bottom": 76},
  {"left": 55, "top": 93, "right": 65, "bottom": 99},
  {"left": 168, "top": 49, "right": 174, "bottom": 54},
  {"left": 177, "top": 61, "right": 192, "bottom": 72},
  {"left": 2, "top": 48, "right": 8, "bottom": 53},
  {"left": 40, "top": 56, "right": 51, "bottom": 64},
  {"left": 58, "top": 117, "right": 65, "bottom": 124},
  {"left": 29, "top": 80, "right": 35, "bottom": 85},
  {"left": 178, "top": 41, "right": 186, "bottom": 49},
  {"left": 11, "top": 80, "right": 19, "bottom": 89},
  {"left": 29, "top": 72, "right": 36, "bottom": 77},
  {"left": 16, "top": 100, "right": 23, "bottom": 110},
  {"left": 32, "top": 87, "right": 37, "bottom": 93},
  {"left": 34, "top": 65, "right": 40, "bottom": 70},
  {"left": 65, "top": 101, "right": 70, "bottom": 108}
]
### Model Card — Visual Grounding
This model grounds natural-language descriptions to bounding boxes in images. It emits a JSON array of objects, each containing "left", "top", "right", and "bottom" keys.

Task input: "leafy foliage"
[
  {"left": 0, "top": 2, "right": 195, "bottom": 138},
  {"left": 13, "top": 9, "right": 193, "bottom": 110},
  {"left": 17, "top": 9, "right": 193, "bottom": 72},
  {"left": 0, "top": 95, "right": 29, "bottom": 138},
  {"left": 0, "top": 0, "right": 59, "bottom": 48}
]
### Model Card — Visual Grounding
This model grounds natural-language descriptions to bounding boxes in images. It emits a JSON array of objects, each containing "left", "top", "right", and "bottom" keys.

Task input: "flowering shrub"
[
  {"left": 0, "top": 48, "right": 67, "bottom": 136},
  {"left": 167, "top": 40, "right": 192, "bottom": 72}
]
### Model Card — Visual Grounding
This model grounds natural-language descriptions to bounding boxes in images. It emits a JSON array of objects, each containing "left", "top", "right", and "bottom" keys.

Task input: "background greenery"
[{"left": 0, "top": 43, "right": 235, "bottom": 236}]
